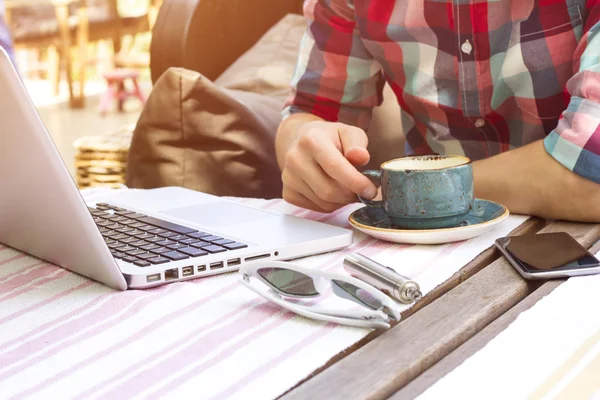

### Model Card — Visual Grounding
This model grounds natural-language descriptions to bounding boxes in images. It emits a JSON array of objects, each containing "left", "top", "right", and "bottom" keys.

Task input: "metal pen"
[{"left": 343, "top": 252, "right": 422, "bottom": 304}]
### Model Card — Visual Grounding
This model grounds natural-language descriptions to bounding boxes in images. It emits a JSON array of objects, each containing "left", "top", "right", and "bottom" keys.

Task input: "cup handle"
[{"left": 358, "top": 170, "right": 383, "bottom": 208}]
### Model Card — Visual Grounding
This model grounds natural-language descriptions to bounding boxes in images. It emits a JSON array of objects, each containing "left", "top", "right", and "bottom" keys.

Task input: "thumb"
[{"left": 337, "top": 124, "right": 370, "bottom": 167}]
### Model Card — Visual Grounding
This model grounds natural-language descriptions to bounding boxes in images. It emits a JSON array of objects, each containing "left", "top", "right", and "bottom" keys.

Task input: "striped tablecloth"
[{"left": 0, "top": 189, "right": 528, "bottom": 400}]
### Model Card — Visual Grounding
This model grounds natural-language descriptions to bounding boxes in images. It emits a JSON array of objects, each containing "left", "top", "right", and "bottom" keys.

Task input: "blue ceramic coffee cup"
[{"left": 358, "top": 155, "right": 474, "bottom": 229}]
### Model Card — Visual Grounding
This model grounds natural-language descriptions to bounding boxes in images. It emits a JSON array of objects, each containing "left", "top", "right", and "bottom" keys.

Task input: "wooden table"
[{"left": 279, "top": 219, "right": 600, "bottom": 399}]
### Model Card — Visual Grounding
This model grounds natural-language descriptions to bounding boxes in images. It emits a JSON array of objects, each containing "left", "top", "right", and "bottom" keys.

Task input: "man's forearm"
[
  {"left": 473, "top": 140, "right": 600, "bottom": 222},
  {"left": 275, "top": 113, "right": 324, "bottom": 170}
]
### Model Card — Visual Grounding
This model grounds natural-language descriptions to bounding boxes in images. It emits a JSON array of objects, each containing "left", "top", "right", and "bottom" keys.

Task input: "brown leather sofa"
[{"left": 126, "top": 0, "right": 404, "bottom": 199}]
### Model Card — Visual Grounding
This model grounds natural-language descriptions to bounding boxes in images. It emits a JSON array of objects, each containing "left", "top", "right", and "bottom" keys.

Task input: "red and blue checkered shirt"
[{"left": 284, "top": 0, "right": 600, "bottom": 183}]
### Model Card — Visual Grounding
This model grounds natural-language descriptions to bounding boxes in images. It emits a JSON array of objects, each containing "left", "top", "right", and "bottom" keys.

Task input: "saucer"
[{"left": 348, "top": 199, "right": 509, "bottom": 245}]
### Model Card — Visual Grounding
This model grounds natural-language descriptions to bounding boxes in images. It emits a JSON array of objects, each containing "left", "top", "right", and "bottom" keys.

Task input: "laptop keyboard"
[{"left": 88, "top": 203, "right": 247, "bottom": 267}]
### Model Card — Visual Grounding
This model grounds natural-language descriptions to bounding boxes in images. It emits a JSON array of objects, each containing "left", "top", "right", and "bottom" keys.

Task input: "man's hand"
[{"left": 276, "top": 115, "right": 378, "bottom": 212}]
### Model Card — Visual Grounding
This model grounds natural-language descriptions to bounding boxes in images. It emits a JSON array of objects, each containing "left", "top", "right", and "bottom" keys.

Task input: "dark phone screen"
[{"left": 503, "top": 232, "right": 600, "bottom": 272}]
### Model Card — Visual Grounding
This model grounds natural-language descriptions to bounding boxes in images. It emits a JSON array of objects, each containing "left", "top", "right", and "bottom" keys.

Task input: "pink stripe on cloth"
[
  {"left": 0, "top": 254, "right": 26, "bottom": 268},
  {"left": 258, "top": 199, "right": 358, "bottom": 232},
  {"left": 0, "top": 281, "right": 94, "bottom": 329},
  {"left": 286, "top": 205, "right": 356, "bottom": 232},
  {"left": 415, "top": 240, "right": 466, "bottom": 279},
  {"left": 0, "top": 285, "right": 114, "bottom": 353},
  {"left": 297, "top": 208, "right": 327, "bottom": 221},
  {"left": 72, "top": 299, "right": 260, "bottom": 399},
  {"left": 292, "top": 204, "right": 352, "bottom": 223},
  {"left": 258, "top": 198, "right": 283, "bottom": 211},
  {"left": 0, "top": 284, "right": 180, "bottom": 383},
  {"left": 117, "top": 303, "right": 297, "bottom": 400},
  {"left": 314, "top": 204, "right": 356, "bottom": 222},
  {"left": 0, "top": 245, "right": 14, "bottom": 254},
  {"left": 13, "top": 280, "right": 245, "bottom": 400},
  {"left": 210, "top": 323, "right": 337, "bottom": 400},
  {"left": 0, "top": 269, "right": 68, "bottom": 304},
  {"left": 0, "top": 262, "right": 52, "bottom": 291},
  {"left": 88, "top": 235, "right": 377, "bottom": 398},
  {"left": 289, "top": 207, "right": 312, "bottom": 217},
  {"left": 312, "top": 236, "right": 378, "bottom": 274},
  {"left": 323, "top": 237, "right": 409, "bottom": 273},
  {"left": 280, "top": 201, "right": 353, "bottom": 223},
  {"left": 0, "top": 261, "right": 46, "bottom": 285}
]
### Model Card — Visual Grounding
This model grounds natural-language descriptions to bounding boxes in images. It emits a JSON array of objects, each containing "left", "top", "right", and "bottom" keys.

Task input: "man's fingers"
[
  {"left": 282, "top": 187, "right": 337, "bottom": 213},
  {"left": 298, "top": 161, "right": 357, "bottom": 205},
  {"left": 282, "top": 169, "right": 347, "bottom": 211},
  {"left": 336, "top": 124, "right": 369, "bottom": 155},
  {"left": 345, "top": 146, "right": 370, "bottom": 167},
  {"left": 312, "top": 143, "right": 378, "bottom": 199},
  {"left": 288, "top": 121, "right": 376, "bottom": 201},
  {"left": 284, "top": 150, "right": 356, "bottom": 204}
]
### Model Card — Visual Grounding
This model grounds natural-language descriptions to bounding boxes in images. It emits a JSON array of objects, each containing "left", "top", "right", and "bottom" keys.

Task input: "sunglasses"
[{"left": 239, "top": 261, "right": 401, "bottom": 329}]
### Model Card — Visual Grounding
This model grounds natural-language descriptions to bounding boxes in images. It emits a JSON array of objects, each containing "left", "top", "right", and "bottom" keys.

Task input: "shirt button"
[
  {"left": 475, "top": 118, "right": 485, "bottom": 128},
  {"left": 461, "top": 40, "right": 473, "bottom": 55}
]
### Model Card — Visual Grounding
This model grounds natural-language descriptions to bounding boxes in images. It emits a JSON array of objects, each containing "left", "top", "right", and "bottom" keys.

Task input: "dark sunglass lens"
[
  {"left": 257, "top": 267, "right": 318, "bottom": 296},
  {"left": 331, "top": 280, "right": 383, "bottom": 310}
]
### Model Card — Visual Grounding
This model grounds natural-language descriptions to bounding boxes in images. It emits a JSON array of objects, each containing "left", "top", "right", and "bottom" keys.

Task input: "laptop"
[{"left": 0, "top": 48, "right": 353, "bottom": 290}]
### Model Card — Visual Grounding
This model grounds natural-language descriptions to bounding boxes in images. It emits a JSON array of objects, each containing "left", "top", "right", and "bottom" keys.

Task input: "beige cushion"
[
  {"left": 126, "top": 13, "right": 403, "bottom": 197},
  {"left": 125, "top": 68, "right": 283, "bottom": 198}
]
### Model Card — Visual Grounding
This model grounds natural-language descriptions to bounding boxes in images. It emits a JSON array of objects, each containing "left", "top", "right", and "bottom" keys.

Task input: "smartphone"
[{"left": 495, "top": 232, "right": 600, "bottom": 280}]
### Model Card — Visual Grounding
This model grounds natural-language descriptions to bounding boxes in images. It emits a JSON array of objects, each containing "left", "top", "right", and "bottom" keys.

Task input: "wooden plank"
[
  {"left": 282, "top": 222, "right": 600, "bottom": 400},
  {"left": 393, "top": 236, "right": 600, "bottom": 399},
  {"left": 393, "top": 280, "right": 563, "bottom": 400},
  {"left": 282, "top": 218, "right": 545, "bottom": 393}
]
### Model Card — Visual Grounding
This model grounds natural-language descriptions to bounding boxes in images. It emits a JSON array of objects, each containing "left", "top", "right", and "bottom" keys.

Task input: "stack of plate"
[{"left": 73, "top": 126, "right": 134, "bottom": 189}]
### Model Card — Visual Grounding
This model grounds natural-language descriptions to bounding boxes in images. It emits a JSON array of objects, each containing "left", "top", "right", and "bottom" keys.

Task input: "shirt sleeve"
[
  {"left": 282, "top": 0, "right": 385, "bottom": 131},
  {"left": 544, "top": 2, "right": 600, "bottom": 183}
]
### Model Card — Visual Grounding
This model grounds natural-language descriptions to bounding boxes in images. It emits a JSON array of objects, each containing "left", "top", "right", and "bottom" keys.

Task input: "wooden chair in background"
[{"left": 5, "top": 0, "right": 160, "bottom": 108}]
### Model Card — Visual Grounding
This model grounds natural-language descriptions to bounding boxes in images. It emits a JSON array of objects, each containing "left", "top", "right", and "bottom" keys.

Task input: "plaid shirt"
[{"left": 284, "top": 0, "right": 600, "bottom": 184}]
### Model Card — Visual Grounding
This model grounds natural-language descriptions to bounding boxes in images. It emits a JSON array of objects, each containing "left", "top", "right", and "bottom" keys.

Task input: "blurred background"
[{"left": 2, "top": 0, "right": 160, "bottom": 187}]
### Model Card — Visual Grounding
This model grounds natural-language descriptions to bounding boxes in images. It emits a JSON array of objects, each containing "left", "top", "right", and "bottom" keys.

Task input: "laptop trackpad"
[{"left": 160, "top": 201, "right": 276, "bottom": 229}]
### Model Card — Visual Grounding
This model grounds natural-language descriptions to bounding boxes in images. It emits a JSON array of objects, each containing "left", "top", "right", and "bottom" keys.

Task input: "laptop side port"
[
  {"left": 165, "top": 268, "right": 179, "bottom": 281},
  {"left": 210, "top": 261, "right": 224, "bottom": 270},
  {"left": 197, "top": 265, "right": 206, "bottom": 272},
  {"left": 245, "top": 253, "right": 270, "bottom": 262},
  {"left": 227, "top": 258, "right": 241, "bottom": 267},
  {"left": 146, "top": 273, "right": 161, "bottom": 283},
  {"left": 182, "top": 266, "right": 194, "bottom": 277}
]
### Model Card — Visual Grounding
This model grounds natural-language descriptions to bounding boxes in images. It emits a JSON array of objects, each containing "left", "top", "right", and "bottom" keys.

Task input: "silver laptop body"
[{"left": 0, "top": 48, "right": 353, "bottom": 290}]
